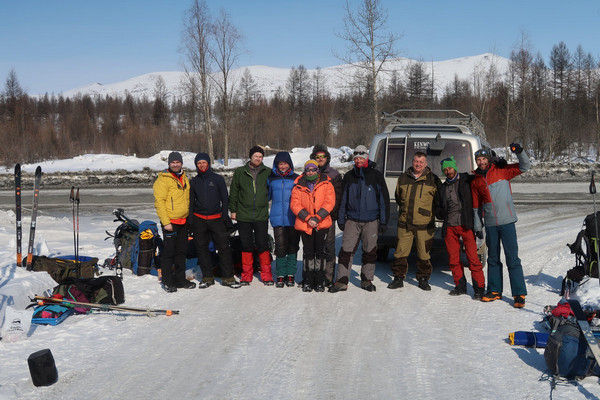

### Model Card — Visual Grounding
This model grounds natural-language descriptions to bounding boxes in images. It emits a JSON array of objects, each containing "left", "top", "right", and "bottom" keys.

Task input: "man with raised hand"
[{"left": 471, "top": 143, "right": 530, "bottom": 308}]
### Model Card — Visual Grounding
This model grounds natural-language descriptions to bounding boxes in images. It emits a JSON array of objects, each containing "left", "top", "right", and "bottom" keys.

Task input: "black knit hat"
[
  {"left": 249, "top": 145, "right": 264, "bottom": 158},
  {"left": 168, "top": 151, "right": 183, "bottom": 164}
]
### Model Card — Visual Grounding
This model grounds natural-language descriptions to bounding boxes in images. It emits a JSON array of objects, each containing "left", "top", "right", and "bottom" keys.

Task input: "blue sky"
[{"left": 1, "top": 0, "right": 599, "bottom": 95}]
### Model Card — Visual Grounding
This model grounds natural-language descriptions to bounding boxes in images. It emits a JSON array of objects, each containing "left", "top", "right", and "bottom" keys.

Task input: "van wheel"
[{"left": 376, "top": 246, "right": 390, "bottom": 262}]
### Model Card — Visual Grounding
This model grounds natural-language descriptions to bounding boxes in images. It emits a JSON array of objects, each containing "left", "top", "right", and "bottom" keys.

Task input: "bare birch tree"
[
  {"left": 182, "top": 0, "right": 215, "bottom": 162},
  {"left": 209, "top": 8, "right": 242, "bottom": 166},
  {"left": 336, "top": 0, "right": 399, "bottom": 136}
]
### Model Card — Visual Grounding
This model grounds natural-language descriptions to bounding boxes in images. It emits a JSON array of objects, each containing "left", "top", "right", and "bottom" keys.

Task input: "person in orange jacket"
[{"left": 290, "top": 160, "right": 336, "bottom": 292}]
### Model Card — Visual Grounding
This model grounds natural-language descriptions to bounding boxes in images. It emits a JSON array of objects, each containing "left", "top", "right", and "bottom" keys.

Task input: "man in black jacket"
[
  {"left": 189, "top": 152, "right": 241, "bottom": 289},
  {"left": 329, "top": 145, "right": 390, "bottom": 292},
  {"left": 436, "top": 156, "right": 485, "bottom": 299}
]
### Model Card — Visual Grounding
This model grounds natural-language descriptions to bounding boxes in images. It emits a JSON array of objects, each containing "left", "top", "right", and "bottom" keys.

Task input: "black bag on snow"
[
  {"left": 544, "top": 314, "right": 600, "bottom": 379},
  {"left": 29, "top": 255, "right": 98, "bottom": 283},
  {"left": 53, "top": 276, "right": 125, "bottom": 305},
  {"left": 563, "top": 212, "right": 600, "bottom": 294}
]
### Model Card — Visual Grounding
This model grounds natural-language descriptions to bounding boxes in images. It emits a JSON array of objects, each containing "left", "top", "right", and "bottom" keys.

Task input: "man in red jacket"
[{"left": 471, "top": 143, "right": 530, "bottom": 308}]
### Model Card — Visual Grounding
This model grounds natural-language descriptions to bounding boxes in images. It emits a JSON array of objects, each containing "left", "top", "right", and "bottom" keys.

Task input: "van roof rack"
[{"left": 381, "top": 109, "right": 486, "bottom": 140}]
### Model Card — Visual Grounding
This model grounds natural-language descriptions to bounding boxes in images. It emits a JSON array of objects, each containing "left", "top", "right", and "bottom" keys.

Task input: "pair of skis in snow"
[
  {"left": 14, "top": 164, "right": 42, "bottom": 269},
  {"left": 33, "top": 295, "right": 179, "bottom": 316}
]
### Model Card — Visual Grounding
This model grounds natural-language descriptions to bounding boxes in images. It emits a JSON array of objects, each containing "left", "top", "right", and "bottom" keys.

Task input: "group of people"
[
  {"left": 386, "top": 143, "right": 530, "bottom": 308},
  {"left": 152, "top": 141, "right": 530, "bottom": 308}
]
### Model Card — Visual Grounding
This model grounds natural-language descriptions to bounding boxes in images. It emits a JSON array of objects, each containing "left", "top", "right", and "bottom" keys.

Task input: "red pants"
[{"left": 444, "top": 226, "right": 485, "bottom": 288}]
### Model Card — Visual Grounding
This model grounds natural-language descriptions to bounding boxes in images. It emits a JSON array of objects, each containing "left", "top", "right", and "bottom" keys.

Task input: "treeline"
[{"left": 1, "top": 42, "right": 599, "bottom": 166}]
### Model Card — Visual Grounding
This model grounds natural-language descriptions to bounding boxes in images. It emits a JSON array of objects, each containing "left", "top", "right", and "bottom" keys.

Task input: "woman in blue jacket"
[{"left": 268, "top": 152, "right": 300, "bottom": 287}]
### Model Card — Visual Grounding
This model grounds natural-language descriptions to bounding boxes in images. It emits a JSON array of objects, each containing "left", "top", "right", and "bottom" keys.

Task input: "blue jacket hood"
[{"left": 272, "top": 152, "right": 294, "bottom": 172}]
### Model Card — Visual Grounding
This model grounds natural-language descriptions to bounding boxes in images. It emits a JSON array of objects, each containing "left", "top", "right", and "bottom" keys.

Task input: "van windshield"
[{"left": 378, "top": 138, "right": 475, "bottom": 176}]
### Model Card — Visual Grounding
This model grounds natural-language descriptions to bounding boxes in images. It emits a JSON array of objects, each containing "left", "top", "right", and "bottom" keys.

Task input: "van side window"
[{"left": 375, "top": 138, "right": 405, "bottom": 176}]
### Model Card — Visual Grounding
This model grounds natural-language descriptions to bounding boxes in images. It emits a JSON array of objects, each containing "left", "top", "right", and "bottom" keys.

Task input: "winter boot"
[
  {"left": 285, "top": 275, "right": 295, "bottom": 287},
  {"left": 449, "top": 277, "right": 467, "bottom": 296},
  {"left": 259, "top": 251, "right": 274, "bottom": 284},
  {"left": 221, "top": 277, "right": 241, "bottom": 289},
  {"left": 418, "top": 277, "right": 431, "bottom": 291},
  {"left": 361, "top": 280, "right": 376, "bottom": 292},
  {"left": 481, "top": 291, "right": 502, "bottom": 302},
  {"left": 314, "top": 258, "right": 326, "bottom": 292},
  {"left": 328, "top": 281, "right": 348, "bottom": 293},
  {"left": 198, "top": 278, "right": 215, "bottom": 289},
  {"left": 472, "top": 278, "right": 485, "bottom": 300},
  {"left": 276, "top": 276, "right": 285, "bottom": 288},
  {"left": 240, "top": 251, "right": 254, "bottom": 283},
  {"left": 513, "top": 295, "right": 526, "bottom": 308},
  {"left": 387, "top": 276, "right": 404, "bottom": 289},
  {"left": 303, "top": 268, "right": 315, "bottom": 293}
]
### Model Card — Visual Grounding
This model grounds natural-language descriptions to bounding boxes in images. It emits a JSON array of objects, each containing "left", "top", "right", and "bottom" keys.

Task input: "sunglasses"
[
  {"left": 305, "top": 168, "right": 318, "bottom": 173},
  {"left": 315, "top": 155, "right": 327, "bottom": 159},
  {"left": 353, "top": 152, "right": 368, "bottom": 157},
  {"left": 474, "top": 149, "right": 489, "bottom": 158}
]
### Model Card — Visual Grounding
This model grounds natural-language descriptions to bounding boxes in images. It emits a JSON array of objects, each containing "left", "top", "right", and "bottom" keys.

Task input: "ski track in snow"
[{"left": 2, "top": 203, "right": 600, "bottom": 399}]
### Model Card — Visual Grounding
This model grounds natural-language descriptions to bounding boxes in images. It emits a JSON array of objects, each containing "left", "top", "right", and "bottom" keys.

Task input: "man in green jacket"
[
  {"left": 229, "top": 146, "right": 273, "bottom": 285},
  {"left": 388, "top": 152, "right": 442, "bottom": 291}
]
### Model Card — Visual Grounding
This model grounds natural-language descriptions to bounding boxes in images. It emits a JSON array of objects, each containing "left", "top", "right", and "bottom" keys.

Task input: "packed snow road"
[{"left": 1, "top": 184, "right": 600, "bottom": 399}]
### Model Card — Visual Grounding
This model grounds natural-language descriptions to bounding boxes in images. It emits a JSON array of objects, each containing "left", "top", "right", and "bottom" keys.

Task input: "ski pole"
[
  {"left": 75, "top": 188, "right": 80, "bottom": 262},
  {"left": 15, "top": 164, "right": 22, "bottom": 267},
  {"left": 590, "top": 173, "right": 599, "bottom": 286},
  {"left": 70, "top": 186, "right": 76, "bottom": 262}
]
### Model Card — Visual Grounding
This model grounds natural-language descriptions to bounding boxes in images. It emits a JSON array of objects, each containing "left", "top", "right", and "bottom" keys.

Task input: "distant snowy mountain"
[{"left": 62, "top": 53, "right": 510, "bottom": 101}]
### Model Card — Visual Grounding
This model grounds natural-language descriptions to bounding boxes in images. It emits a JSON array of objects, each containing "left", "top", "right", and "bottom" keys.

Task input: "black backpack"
[
  {"left": 105, "top": 209, "right": 163, "bottom": 276},
  {"left": 563, "top": 212, "right": 600, "bottom": 294}
]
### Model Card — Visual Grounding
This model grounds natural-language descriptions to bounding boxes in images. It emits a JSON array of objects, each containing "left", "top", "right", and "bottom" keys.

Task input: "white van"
[{"left": 368, "top": 109, "right": 491, "bottom": 260}]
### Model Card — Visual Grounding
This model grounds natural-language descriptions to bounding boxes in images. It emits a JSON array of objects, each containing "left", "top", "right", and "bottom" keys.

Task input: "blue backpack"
[
  {"left": 544, "top": 314, "right": 600, "bottom": 379},
  {"left": 131, "top": 220, "right": 162, "bottom": 276},
  {"left": 106, "top": 209, "right": 163, "bottom": 276}
]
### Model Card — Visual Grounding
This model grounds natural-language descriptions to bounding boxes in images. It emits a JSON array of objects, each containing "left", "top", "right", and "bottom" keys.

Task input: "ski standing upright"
[
  {"left": 567, "top": 299, "right": 600, "bottom": 367},
  {"left": 26, "top": 166, "right": 42, "bottom": 270},
  {"left": 15, "top": 163, "right": 22, "bottom": 267}
]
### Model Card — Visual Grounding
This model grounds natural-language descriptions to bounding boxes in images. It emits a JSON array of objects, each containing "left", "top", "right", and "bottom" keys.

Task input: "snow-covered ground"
[{"left": 1, "top": 150, "right": 600, "bottom": 399}]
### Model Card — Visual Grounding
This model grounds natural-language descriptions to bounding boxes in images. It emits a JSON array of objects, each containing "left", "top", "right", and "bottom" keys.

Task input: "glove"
[
  {"left": 494, "top": 158, "right": 507, "bottom": 168},
  {"left": 509, "top": 143, "right": 523, "bottom": 154},
  {"left": 378, "top": 224, "right": 387, "bottom": 235},
  {"left": 338, "top": 221, "right": 345, "bottom": 231},
  {"left": 475, "top": 231, "right": 484, "bottom": 240},
  {"left": 224, "top": 217, "right": 236, "bottom": 234}
]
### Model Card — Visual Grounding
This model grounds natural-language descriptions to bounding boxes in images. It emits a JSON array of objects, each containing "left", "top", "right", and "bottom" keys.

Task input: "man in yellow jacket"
[{"left": 153, "top": 152, "right": 195, "bottom": 292}]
